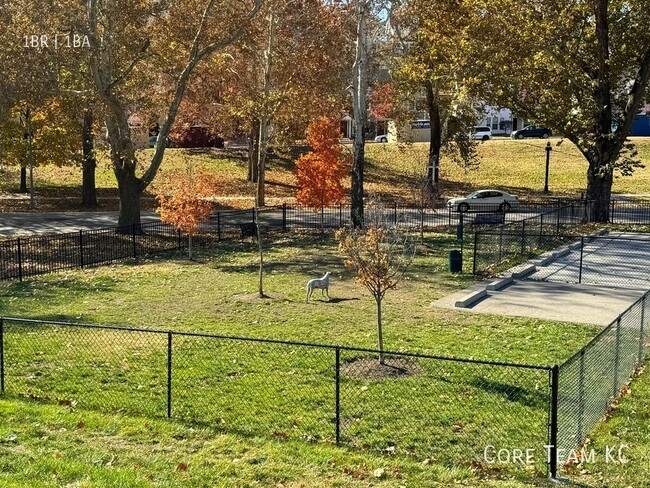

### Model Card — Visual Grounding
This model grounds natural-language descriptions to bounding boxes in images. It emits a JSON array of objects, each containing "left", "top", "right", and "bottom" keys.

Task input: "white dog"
[{"left": 306, "top": 272, "right": 331, "bottom": 301}]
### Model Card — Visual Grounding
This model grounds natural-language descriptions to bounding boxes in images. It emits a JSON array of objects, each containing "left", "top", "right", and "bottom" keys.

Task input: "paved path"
[
  {"left": 1, "top": 206, "right": 549, "bottom": 238},
  {"left": 0, "top": 212, "right": 160, "bottom": 237}
]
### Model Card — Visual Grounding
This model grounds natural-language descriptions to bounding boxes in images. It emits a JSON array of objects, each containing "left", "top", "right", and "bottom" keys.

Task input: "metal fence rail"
[
  {"left": 556, "top": 291, "right": 649, "bottom": 475},
  {"left": 0, "top": 316, "right": 553, "bottom": 473}
]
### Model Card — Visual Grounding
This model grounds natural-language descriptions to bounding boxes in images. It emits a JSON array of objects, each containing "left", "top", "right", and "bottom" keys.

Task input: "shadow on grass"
[{"left": 470, "top": 377, "right": 548, "bottom": 409}]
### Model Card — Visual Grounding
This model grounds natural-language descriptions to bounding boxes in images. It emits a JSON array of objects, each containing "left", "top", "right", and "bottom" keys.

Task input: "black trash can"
[{"left": 449, "top": 250, "right": 462, "bottom": 273}]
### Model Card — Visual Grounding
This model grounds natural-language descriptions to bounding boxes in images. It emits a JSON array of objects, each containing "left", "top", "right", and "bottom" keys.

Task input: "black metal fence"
[
  {"left": 472, "top": 203, "right": 590, "bottom": 275},
  {"left": 0, "top": 317, "right": 554, "bottom": 473},
  {"left": 0, "top": 199, "right": 579, "bottom": 282},
  {"left": 556, "top": 291, "right": 649, "bottom": 475}
]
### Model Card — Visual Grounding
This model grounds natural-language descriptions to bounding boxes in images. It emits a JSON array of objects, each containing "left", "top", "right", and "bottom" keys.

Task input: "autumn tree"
[
  {"left": 475, "top": 0, "right": 650, "bottom": 221},
  {"left": 295, "top": 116, "right": 349, "bottom": 230},
  {"left": 202, "top": 0, "right": 350, "bottom": 205},
  {"left": 337, "top": 208, "right": 415, "bottom": 363},
  {"left": 60, "top": 0, "right": 264, "bottom": 227},
  {"left": 390, "top": 0, "right": 481, "bottom": 196},
  {"left": 157, "top": 169, "right": 217, "bottom": 260}
]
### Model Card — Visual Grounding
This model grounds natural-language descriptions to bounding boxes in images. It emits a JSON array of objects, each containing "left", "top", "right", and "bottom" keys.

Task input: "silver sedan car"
[{"left": 447, "top": 189, "right": 519, "bottom": 212}]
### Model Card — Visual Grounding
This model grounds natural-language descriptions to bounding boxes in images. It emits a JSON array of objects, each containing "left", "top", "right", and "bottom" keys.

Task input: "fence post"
[
  {"left": 0, "top": 318, "right": 4, "bottom": 394},
  {"left": 610, "top": 199, "right": 615, "bottom": 224},
  {"left": 177, "top": 229, "right": 182, "bottom": 249},
  {"left": 549, "top": 365, "right": 560, "bottom": 479},
  {"left": 472, "top": 232, "right": 478, "bottom": 274},
  {"left": 217, "top": 212, "right": 221, "bottom": 241},
  {"left": 578, "top": 237, "right": 584, "bottom": 284},
  {"left": 339, "top": 203, "right": 343, "bottom": 227},
  {"left": 539, "top": 213, "right": 544, "bottom": 247},
  {"left": 167, "top": 331, "right": 172, "bottom": 418},
  {"left": 556, "top": 208, "right": 561, "bottom": 234},
  {"left": 614, "top": 318, "right": 621, "bottom": 398},
  {"left": 577, "top": 350, "right": 585, "bottom": 444},
  {"left": 570, "top": 204, "right": 575, "bottom": 225},
  {"left": 132, "top": 224, "right": 137, "bottom": 258},
  {"left": 335, "top": 347, "right": 341, "bottom": 444},
  {"left": 282, "top": 203, "right": 287, "bottom": 231},
  {"left": 520, "top": 220, "right": 526, "bottom": 256},
  {"left": 640, "top": 295, "right": 646, "bottom": 365},
  {"left": 498, "top": 225, "right": 504, "bottom": 263},
  {"left": 394, "top": 202, "right": 398, "bottom": 224},
  {"left": 79, "top": 230, "right": 84, "bottom": 268},
  {"left": 17, "top": 238, "right": 23, "bottom": 282}
]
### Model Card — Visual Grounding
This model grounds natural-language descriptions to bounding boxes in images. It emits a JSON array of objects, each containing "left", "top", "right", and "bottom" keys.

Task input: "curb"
[{"left": 454, "top": 289, "right": 488, "bottom": 308}]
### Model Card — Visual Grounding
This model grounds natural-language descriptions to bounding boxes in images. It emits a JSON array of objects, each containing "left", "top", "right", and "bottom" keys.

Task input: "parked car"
[
  {"left": 447, "top": 189, "right": 518, "bottom": 212},
  {"left": 471, "top": 126, "right": 492, "bottom": 141},
  {"left": 374, "top": 134, "right": 389, "bottom": 143},
  {"left": 511, "top": 125, "right": 552, "bottom": 139}
]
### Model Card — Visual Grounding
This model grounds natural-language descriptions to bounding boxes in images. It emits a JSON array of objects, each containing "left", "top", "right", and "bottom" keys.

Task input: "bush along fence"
[
  {"left": 0, "top": 314, "right": 647, "bottom": 479},
  {"left": 0, "top": 199, "right": 580, "bottom": 282},
  {"left": 556, "top": 290, "right": 649, "bottom": 477},
  {"left": 0, "top": 317, "right": 553, "bottom": 474},
  {"left": 472, "top": 203, "right": 591, "bottom": 275}
]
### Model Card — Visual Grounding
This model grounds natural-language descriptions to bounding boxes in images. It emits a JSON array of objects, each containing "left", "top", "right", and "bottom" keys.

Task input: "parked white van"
[{"left": 472, "top": 126, "right": 493, "bottom": 141}]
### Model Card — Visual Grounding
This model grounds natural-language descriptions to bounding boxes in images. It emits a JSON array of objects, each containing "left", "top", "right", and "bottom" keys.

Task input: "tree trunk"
[
  {"left": 351, "top": 0, "right": 369, "bottom": 228},
  {"left": 586, "top": 155, "right": 614, "bottom": 222},
  {"left": 255, "top": 11, "right": 276, "bottom": 208},
  {"left": 248, "top": 121, "right": 260, "bottom": 183},
  {"left": 20, "top": 165, "right": 27, "bottom": 193},
  {"left": 256, "top": 119, "right": 268, "bottom": 207},
  {"left": 115, "top": 170, "right": 143, "bottom": 229},
  {"left": 376, "top": 295, "right": 384, "bottom": 365},
  {"left": 425, "top": 81, "right": 441, "bottom": 198},
  {"left": 81, "top": 108, "right": 98, "bottom": 209},
  {"left": 24, "top": 107, "right": 35, "bottom": 208},
  {"left": 256, "top": 208, "right": 265, "bottom": 298}
]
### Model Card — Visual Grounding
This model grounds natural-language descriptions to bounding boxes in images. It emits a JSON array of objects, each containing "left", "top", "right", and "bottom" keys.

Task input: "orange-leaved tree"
[
  {"left": 295, "top": 116, "right": 349, "bottom": 230},
  {"left": 156, "top": 169, "right": 217, "bottom": 260},
  {"left": 336, "top": 209, "right": 415, "bottom": 364}
]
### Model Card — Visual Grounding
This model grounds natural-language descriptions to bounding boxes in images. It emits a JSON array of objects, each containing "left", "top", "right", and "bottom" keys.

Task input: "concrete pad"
[
  {"left": 512, "top": 264, "right": 536, "bottom": 279},
  {"left": 461, "top": 281, "right": 644, "bottom": 325}
]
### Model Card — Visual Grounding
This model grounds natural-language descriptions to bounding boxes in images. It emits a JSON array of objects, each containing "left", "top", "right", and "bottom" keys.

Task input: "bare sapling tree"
[{"left": 337, "top": 203, "right": 415, "bottom": 363}]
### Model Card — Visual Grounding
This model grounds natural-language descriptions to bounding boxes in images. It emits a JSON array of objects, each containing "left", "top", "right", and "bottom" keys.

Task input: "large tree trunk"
[
  {"left": 115, "top": 170, "right": 143, "bottom": 229},
  {"left": 585, "top": 150, "right": 615, "bottom": 222},
  {"left": 351, "top": 0, "right": 369, "bottom": 228},
  {"left": 248, "top": 121, "right": 260, "bottom": 183},
  {"left": 81, "top": 108, "right": 98, "bottom": 209},
  {"left": 424, "top": 81, "right": 441, "bottom": 199}
]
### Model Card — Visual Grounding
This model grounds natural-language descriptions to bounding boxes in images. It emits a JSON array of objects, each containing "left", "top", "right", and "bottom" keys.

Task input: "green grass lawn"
[
  {"left": 0, "top": 232, "right": 608, "bottom": 487},
  {"left": 2, "top": 138, "right": 650, "bottom": 212}
]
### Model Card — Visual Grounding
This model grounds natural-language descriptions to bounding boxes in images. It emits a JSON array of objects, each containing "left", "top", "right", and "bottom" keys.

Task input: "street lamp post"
[{"left": 544, "top": 142, "right": 552, "bottom": 194}]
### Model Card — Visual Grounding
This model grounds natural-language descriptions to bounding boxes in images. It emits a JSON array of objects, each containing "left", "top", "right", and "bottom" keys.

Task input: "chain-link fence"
[
  {"left": 472, "top": 204, "right": 589, "bottom": 275},
  {"left": 556, "top": 291, "right": 649, "bottom": 476},
  {"left": 0, "top": 317, "right": 553, "bottom": 473},
  {"left": 526, "top": 234, "right": 650, "bottom": 288}
]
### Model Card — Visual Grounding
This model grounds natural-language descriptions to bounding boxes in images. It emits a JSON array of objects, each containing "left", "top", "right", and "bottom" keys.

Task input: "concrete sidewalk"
[{"left": 0, "top": 212, "right": 160, "bottom": 237}]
